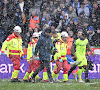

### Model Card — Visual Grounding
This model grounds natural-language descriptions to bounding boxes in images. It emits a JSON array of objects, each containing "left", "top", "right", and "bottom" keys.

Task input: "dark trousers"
[{"left": 32, "top": 60, "right": 53, "bottom": 82}]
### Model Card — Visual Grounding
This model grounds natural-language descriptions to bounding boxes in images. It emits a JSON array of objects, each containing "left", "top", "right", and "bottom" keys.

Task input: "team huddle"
[{"left": 1, "top": 26, "right": 94, "bottom": 83}]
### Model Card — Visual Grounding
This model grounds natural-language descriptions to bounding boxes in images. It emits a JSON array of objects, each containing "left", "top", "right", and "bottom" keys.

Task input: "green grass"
[{"left": 0, "top": 79, "right": 100, "bottom": 90}]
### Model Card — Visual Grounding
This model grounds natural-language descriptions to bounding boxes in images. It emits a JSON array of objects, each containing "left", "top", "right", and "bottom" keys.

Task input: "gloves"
[
  {"left": 36, "top": 57, "right": 39, "bottom": 60},
  {"left": 59, "top": 59, "right": 63, "bottom": 62},
  {"left": 21, "top": 56, "right": 24, "bottom": 60},
  {"left": 53, "top": 48, "right": 58, "bottom": 55},
  {"left": 1, "top": 53, "right": 5, "bottom": 56}
]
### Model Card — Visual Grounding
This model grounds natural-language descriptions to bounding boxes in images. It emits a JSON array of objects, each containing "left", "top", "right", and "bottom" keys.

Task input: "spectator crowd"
[{"left": 0, "top": 0, "right": 100, "bottom": 48}]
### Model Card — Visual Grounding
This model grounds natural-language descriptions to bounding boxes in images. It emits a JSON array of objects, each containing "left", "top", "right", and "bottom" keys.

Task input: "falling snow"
[{"left": 0, "top": 0, "right": 100, "bottom": 89}]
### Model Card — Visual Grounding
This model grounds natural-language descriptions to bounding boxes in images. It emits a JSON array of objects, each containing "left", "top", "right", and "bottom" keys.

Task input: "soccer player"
[
  {"left": 68, "top": 30, "right": 83, "bottom": 79},
  {"left": 71, "top": 33, "right": 94, "bottom": 82}
]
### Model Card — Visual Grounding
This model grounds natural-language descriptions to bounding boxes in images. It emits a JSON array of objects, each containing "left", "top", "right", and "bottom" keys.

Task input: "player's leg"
[
  {"left": 23, "top": 61, "right": 32, "bottom": 82},
  {"left": 43, "top": 67, "right": 49, "bottom": 82},
  {"left": 84, "top": 67, "right": 90, "bottom": 82},
  {"left": 30, "top": 61, "right": 45, "bottom": 83},
  {"left": 72, "top": 66, "right": 79, "bottom": 81},
  {"left": 10, "top": 55, "right": 20, "bottom": 82},
  {"left": 44, "top": 60, "right": 54, "bottom": 82},
  {"left": 23, "top": 72, "right": 31, "bottom": 82},
  {"left": 63, "top": 60, "right": 68, "bottom": 82},
  {"left": 53, "top": 65, "right": 59, "bottom": 78},
  {"left": 67, "top": 55, "right": 81, "bottom": 76},
  {"left": 52, "top": 64, "right": 61, "bottom": 82},
  {"left": 68, "top": 65, "right": 77, "bottom": 76},
  {"left": 82, "top": 56, "right": 90, "bottom": 82},
  {"left": 78, "top": 66, "right": 84, "bottom": 82},
  {"left": 52, "top": 60, "right": 62, "bottom": 79},
  {"left": 76, "top": 55, "right": 84, "bottom": 82},
  {"left": 34, "top": 60, "right": 42, "bottom": 82},
  {"left": 28, "top": 60, "right": 41, "bottom": 82}
]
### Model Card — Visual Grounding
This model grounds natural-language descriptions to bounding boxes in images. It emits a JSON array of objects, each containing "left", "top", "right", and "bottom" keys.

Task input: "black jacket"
[{"left": 34, "top": 32, "right": 53, "bottom": 61}]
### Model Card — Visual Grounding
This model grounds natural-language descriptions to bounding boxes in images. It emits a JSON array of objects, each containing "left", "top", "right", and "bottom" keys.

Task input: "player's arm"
[
  {"left": 20, "top": 49, "right": 24, "bottom": 57},
  {"left": 34, "top": 37, "right": 41, "bottom": 56},
  {"left": 54, "top": 41, "right": 61, "bottom": 61},
  {"left": 33, "top": 37, "right": 42, "bottom": 60},
  {"left": 52, "top": 39, "right": 59, "bottom": 47},
  {"left": 66, "top": 55, "right": 75, "bottom": 64},
  {"left": 1, "top": 38, "right": 10, "bottom": 53},
  {"left": 71, "top": 39, "right": 79, "bottom": 59},
  {"left": 27, "top": 44, "right": 33, "bottom": 62},
  {"left": 71, "top": 44, "right": 76, "bottom": 57},
  {"left": 20, "top": 39, "right": 24, "bottom": 57},
  {"left": 86, "top": 43, "right": 94, "bottom": 57}
]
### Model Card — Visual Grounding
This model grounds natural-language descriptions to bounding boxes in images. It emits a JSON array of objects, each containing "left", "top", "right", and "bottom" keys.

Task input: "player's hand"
[
  {"left": 53, "top": 48, "right": 58, "bottom": 54},
  {"left": 20, "top": 56, "right": 24, "bottom": 60},
  {"left": 54, "top": 48, "right": 58, "bottom": 53},
  {"left": 86, "top": 52, "right": 90, "bottom": 56},
  {"left": 53, "top": 39, "right": 59, "bottom": 44},
  {"left": 59, "top": 59, "right": 63, "bottom": 62},
  {"left": 36, "top": 57, "right": 40, "bottom": 60},
  {"left": 72, "top": 56, "right": 77, "bottom": 60},
  {"left": 1, "top": 53, "right": 5, "bottom": 56},
  {"left": 91, "top": 53, "right": 94, "bottom": 57}
]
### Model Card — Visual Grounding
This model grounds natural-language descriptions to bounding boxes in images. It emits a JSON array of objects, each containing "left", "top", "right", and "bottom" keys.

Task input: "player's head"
[
  {"left": 52, "top": 31, "right": 58, "bottom": 38},
  {"left": 45, "top": 28, "right": 52, "bottom": 37},
  {"left": 13, "top": 26, "right": 22, "bottom": 37},
  {"left": 77, "top": 30, "right": 83, "bottom": 38},
  {"left": 77, "top": 29, "right": 87, "bottom": 40},
  {"left": 32, "top": 32, "right": 39, "bottom": 41},
  {"left": 80, "top": 32, "right": 87, "bottom": 40},
  {"left": 61, "top": 31, "right": 69, "bottom": 42}
]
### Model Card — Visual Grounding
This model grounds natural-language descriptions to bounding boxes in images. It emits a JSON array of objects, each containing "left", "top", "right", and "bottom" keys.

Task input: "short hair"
[
  {"left": 52, "top": 31, "right": 57, "bottom": 35},
  {"left": 77, "top": 29, "right": 83, "bottom": 33},
  {"left": 45, "top": 28, "right": 51, "bottom": 33}
]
